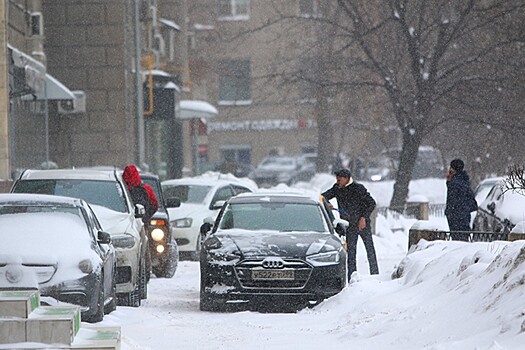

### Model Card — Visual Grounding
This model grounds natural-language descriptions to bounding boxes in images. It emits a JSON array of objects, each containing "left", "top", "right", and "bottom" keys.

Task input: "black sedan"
[
  {"left": 199, "top": 192, "right": 348, "bottom": 312},
  {"left": 0, "top": 193, "right": 116, "bottom": 323}
]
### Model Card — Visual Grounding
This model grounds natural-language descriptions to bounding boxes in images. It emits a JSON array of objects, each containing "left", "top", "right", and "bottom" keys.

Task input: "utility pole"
[
  {"left": 134, "top": 0, "right": 145, "bottom": 167},
  {"left": 0, "top": 1, "right": 10, "bottom": 179}
]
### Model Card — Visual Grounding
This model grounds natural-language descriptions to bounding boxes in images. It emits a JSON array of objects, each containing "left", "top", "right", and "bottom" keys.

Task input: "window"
[
  {"left": 30, "top": 12, "right": 43, "bottom": 36},
  {"left": 218, "top": 0, "right": 249, "bottom": 20},
  {"left": 297, "top": 56, "right": 320, "bottom": 102},
  {"left": 218, "top": 59, "right": 251, "bottom": 104},
  {"left": 299, "top": 0, "right": 320, "bottom": 17}
]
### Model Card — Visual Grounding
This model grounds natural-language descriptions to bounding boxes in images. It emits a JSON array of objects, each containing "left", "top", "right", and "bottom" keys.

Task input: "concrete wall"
[{"left": 42, "top": 0, "right": 136, "bottom": 168}]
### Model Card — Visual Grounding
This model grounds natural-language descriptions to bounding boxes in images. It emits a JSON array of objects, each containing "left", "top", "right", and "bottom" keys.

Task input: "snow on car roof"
[
  {"left": 18, "top": 168, "right": 121, "bottom": 181},
  {"left": 162, "top": 172, "right": 257, "bottom": 191},
  {"left": 231, "top": 191, "right": 318, "bottom": 204},
  {"left": 0, "top": 193, "right": 83, "bottom": 206}
]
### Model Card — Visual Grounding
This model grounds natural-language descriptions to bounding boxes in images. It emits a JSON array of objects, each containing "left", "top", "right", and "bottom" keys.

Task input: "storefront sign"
[{"left": 207, "top": 119, "right": 316, "bottom": 132}]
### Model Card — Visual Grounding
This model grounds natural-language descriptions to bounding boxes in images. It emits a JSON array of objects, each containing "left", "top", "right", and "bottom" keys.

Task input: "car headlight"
[
  {"left": 111, "top": 233, "right": 137, "bottom": 249},
  {"left": 151, "top": 228, "right": 165, "bottom": 241},
  {"left": 172, "top": 218, "right": 192, "bottom": 228},
  {"left": 207, "top": 250, "right": 240, "bottom": 262},
  {"left": 306, "top": 250, "right": 340, "bottom": 266}
]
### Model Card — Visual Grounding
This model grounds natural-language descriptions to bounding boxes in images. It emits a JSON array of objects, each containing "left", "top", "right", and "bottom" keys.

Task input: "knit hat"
[
  {"left": 450, "top": 158, "right": 464, "bottom": 172},
  {"left": 334, "top": 168, "right": 352, "bottom": 178}
]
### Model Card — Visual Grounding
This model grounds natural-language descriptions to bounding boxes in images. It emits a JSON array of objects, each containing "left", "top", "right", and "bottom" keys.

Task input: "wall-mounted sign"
[{"left": 207, "top": 119, "right": 317, "bottom": 132}]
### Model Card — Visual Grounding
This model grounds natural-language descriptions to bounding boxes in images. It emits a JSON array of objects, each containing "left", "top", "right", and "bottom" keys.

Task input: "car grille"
[{"left": 234, "top": 258, "right": 312, "bottom": 289}]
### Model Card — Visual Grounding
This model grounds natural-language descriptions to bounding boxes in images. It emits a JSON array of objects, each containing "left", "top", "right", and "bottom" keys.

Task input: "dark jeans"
[
  {"left": 346, "top": 223, "right": 379, "bottom": 279},
  {"left": 447, "top": 215, "right": 471, "bottom": 242}
]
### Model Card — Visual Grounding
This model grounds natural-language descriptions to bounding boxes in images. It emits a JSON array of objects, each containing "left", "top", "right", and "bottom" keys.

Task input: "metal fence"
[{"left": 408, "top": 228, "right": 521, "bottom": 250}]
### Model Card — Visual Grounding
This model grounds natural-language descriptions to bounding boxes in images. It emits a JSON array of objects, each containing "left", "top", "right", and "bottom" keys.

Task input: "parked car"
[
  {"left": 11, "top": 168, "right": 148, "bottom": 307},
  {"left": 161, "top": 175, "right": 256, "bottom": 260},
  {"left": 140, "top": 172, "right": 179, "bottom": 278},
  {"left": 199, "top": 192, "right": 348, "bottom": 312},
  {"left": 248, "top": 155, "right": 315, "bottom": 187},
  {"left": 473, "top": 178, "right": 525, "bottom": 233},
  {"left": 0, "top": 193, "right": 116, "bottom": 322}
]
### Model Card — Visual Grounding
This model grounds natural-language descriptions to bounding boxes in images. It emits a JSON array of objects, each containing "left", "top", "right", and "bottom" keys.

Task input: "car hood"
[
  {"left": 91, "top": 205, "right": 136, "bottom": 235},
  {"left": 167, "top": 203, "right": 209, "bottom": 222},
  {"left": 213, "top": 230, "right": 340, "bottom": 258}
]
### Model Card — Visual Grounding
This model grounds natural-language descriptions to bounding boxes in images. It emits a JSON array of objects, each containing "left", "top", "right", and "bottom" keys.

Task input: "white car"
[
  {"left": 11, "top": 168, "right": 148, "bottom": 308},
  {"left": 161, "top": 175, "right": 256, "bottom": 260}
]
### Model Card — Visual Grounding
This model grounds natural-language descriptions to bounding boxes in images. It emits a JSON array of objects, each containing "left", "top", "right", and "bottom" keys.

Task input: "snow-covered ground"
[
  {"left": 3, "top": 174, "right": 524, "bottom": 349},
  {"left": 74, "top": 175, "right": 525, "bottom": 349}
]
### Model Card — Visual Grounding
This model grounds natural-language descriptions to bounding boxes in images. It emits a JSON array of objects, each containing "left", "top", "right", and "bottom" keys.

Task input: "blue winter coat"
[{"left": 445, "top": 171, "right": 477, "bottom": 231}]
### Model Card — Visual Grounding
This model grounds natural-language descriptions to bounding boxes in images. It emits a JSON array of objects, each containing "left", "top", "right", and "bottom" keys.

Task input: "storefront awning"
[
  {"left": 27, "top": 73, "right": 76, "bottom": 100},
  {"left": 179, "top": 100, "right": 218, "bottom": 120},
  {"left": 160, "top": 18, "right": 181, "bottom": 31}
]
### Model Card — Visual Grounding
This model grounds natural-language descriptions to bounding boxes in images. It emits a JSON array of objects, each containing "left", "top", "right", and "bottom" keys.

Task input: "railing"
[
  {"left": 408, "top": 227, "right": 523, "bottom": 250},
  {"left": 376, "top": 203, "right": 446, "bottom": 221}
]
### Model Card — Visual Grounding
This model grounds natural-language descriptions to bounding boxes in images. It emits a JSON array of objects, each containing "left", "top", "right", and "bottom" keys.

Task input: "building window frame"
[
  {"left": 218, "top": 59, "right": 252, "bottom": 105},
  {"left": 29, "top": 12, "right": 44, "bottom": 37},
  {"left": 298, "top": 0, "right": 321, "bottom": 18},
  {"left": 217, "top": 0, "right": 250, "bottom": 21}
]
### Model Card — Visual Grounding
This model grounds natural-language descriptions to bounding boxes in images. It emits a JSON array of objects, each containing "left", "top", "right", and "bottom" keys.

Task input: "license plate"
[{"left": 252, "top": 269, "right": 294, "bottom": 280}]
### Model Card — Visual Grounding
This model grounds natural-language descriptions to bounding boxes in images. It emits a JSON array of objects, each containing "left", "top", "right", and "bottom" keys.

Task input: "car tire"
[
  {"left": 145, "top": 248, "right": 152, "bottom": 283},
  {"left": 86, "top": 282, "right": 105, "bottom": 323},
  {"left": 153, "top": 244, "right": 178, "bottom": 278},
  {"left": 199, "top": 291, "right": 224, "bottom": 312},
  {"left": 139, "top": 259, "right": 148, "bottom": 300},
  {"left": 104, "top": 266, "right": 117, "bottom": 314}
]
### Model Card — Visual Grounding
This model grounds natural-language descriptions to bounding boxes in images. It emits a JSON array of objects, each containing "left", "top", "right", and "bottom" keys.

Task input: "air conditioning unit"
[{"left": 58, "top": 90, "right": 86, "bottom": 114}]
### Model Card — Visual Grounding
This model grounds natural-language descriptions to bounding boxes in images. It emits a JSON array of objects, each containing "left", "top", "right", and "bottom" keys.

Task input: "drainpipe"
[{"left": 134, "top": 0, "right": 145, "bottom": 166}]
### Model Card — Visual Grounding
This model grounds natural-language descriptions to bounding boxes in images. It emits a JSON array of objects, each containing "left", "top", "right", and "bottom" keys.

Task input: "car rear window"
[
  {"left": 162, "top": 184, "right": 211, "bottom": 204},
  {"left": 219, "top": 202, "right": 328, "bottom": 232},
  {"left": 12, "top": 179, "right": 128, "bottom": 213}
]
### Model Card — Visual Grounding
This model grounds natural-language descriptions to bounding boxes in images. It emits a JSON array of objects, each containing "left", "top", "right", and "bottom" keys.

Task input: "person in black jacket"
[
  {"left": 445, "top": 158, "right": 477, "bottom": 241},
  {"left": 322, "top": 168, "right": 378, "bottom": 279}
]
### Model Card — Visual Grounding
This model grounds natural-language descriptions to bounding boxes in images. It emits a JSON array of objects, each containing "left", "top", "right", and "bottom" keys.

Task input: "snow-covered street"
[{"left": 93, "top": 176, "right": 525, "bottom": 350}]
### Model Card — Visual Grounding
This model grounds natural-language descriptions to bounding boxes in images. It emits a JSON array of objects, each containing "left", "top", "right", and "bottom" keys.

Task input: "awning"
[
  {"left": 27, "top": 73, "right": 76, "bottom": 100},
  {"left": 8, "top": 44, "right": 46, "bottom": 94},
  {"left": 8, "top": 44, "right": 75, "bottom": 101},
  {"left": 178, "top": 100, "right": 218, "bottom": 120}
]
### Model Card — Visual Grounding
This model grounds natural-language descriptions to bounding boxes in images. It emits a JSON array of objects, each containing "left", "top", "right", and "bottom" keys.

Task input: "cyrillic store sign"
[{"left": 208, "top": 119, "right": 317, "bottom": 133}]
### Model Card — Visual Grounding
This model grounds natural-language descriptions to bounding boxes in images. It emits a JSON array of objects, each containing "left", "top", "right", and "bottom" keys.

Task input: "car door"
[{"left": 481, "top": 185, "right": 504, "bottom": 232}]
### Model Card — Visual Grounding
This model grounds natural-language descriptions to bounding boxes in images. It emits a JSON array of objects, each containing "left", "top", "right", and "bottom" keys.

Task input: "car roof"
[
  {"left": 162, "top": 175, "right": 255, "bottom": 189},
  {"left": 229, "top": 191, "right": 318, "bottom": 205},
  {"left": 0, "top": 193, "right": 83, "bottom": 207},
  {"left": 17, "top": 168, "right": 121, "bottom": 181}
]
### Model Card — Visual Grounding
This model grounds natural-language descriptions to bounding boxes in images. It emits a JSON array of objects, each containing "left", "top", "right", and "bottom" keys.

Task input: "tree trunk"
[{"left": 389, "top": 131, "right": 422, "bottom": 210}]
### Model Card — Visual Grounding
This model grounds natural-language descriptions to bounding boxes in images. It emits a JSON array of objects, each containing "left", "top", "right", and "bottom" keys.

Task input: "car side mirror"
[
  {"left": 165, "top": 197, "right": 181, "bottom": 208},
  {"left": 210, "top": 200, "right": 226, "bottom": 210},
  {"left": 200, "top": 216, "right": 215, "bottom": 236},
  {"left": 333, "top": 218, "right": 349, "bottom": 236},
  {"left": 135, "top": 204, "right": 145, "bottom": 218},
  {"left": 97, "top": 231, "right": 111, "bottom": 244},
  {"left": 487, "top": 202, "right": 496, "bottom": 214}
]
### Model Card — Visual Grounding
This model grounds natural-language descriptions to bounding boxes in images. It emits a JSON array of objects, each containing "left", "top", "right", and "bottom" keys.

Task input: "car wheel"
[
  {"left": 104, "top": 266, "right": 117, "bottom": 314},
  {"left": 86, "top": 281, "right": 104, "bottom": 323},
  {"left": 153, "top": 244, "right": 178, "bottom": 278},
  {"left": 145, "top": 248, "right": 152, "bottom": 283},
  {"left": 139, "top": 259, "right": 148, "bottom": 300},
  {"left": 199, "top": 290, "right": 224, "bottom": 312}
]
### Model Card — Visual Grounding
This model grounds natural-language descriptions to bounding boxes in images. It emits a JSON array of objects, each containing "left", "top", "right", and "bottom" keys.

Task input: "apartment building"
[{"left": 185, "top": 0, "right": 391, "bottom": 171}]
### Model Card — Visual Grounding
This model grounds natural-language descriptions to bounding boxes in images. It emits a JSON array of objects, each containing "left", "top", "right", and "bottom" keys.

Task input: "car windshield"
[
  {"left": 218, "top": 202, "right": 329, "bottom": 232},
  {"left": 12, "top": 179, "right": 128, "bottom": 213},
  {"left": 162, "top": 184, "right": 211, "bottom": 204}
]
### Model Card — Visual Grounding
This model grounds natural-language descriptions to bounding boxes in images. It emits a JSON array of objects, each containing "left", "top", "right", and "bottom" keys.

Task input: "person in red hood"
[{"left": 123, "top": 165, "right": 158, "bottom": 224}]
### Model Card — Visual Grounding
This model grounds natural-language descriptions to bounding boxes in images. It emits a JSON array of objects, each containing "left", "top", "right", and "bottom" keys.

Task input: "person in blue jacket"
[
  {"left": 445, "top": 158, "right": 477, "bottom": 241},
  {"left": 322, "top": 168, "right": 378, "bottom": 279}
]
